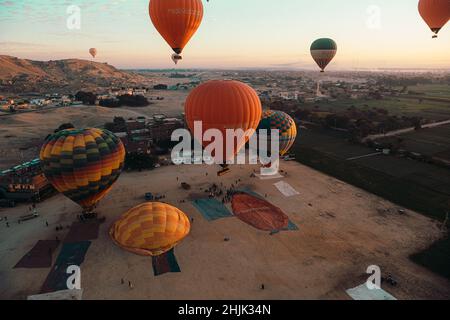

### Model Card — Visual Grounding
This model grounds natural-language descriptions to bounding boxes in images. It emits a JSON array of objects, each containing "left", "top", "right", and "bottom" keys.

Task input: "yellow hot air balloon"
[
  {"left": 110, "top": 202, "right": 191, "bottom": 256},
  {"left": 40, "top": 128, "right": 126, "bottom": 214}
]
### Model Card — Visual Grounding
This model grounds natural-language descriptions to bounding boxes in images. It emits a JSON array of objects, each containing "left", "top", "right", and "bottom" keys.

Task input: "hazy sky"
[{"left": 0, "top": 0, "right": 449, "bottom": 70}]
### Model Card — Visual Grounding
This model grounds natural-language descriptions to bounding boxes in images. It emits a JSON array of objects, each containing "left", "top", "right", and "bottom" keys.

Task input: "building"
[
  {"left": 133, "top": 89, "right": 147, "bottom": 95},
  {"left": 148, "top": 117, "right": 184, "bottom": 142},
  {"left": 153, "top": 84, "right": 168, "bottom": 90},
  {"left": 0, "top": 159, "right": 54, "bottom": 203}
]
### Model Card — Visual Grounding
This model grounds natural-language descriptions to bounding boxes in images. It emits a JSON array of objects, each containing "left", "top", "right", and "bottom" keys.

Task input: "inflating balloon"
[
  {"left": 40, "top": 128, "right": 125, "bottom": 214},
  {"left": 149, "top": 0, "right": 203, "bottom": 62},
  {"left": 418, "top": 0, "right": 450, "bottom": 38},
  {"left": 185, "top": 80, "right": 262, "bottom": 165},
  {"left": 110, "top": 202, "right": 191, "bottom": 257},
  {"left": 310, "top": 38, "right": 337, "bottom": 72}
]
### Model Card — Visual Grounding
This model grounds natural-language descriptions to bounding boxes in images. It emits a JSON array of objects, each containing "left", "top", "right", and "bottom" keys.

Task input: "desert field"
[
  {"left": 1, "top": 161, "right": 449, "bottom": 300},
  {"left": 0, "top": 89, "right": 188, "bottom": 169}
]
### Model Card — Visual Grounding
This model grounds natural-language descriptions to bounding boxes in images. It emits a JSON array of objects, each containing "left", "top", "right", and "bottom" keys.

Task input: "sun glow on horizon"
[{"left": 0, "top": 0, "right": 449, "bottom": 70}]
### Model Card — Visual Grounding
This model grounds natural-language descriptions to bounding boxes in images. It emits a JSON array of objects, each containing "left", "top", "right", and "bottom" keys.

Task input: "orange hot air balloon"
[
  {"left": 149, "top": 0, "right": 203, "bottom": 57},
  {"left": 89, "top": 48, "right": 97, "bottom": 58},
  {"left": 185, "top": 80, "right": 262, "bottom": 165},
  {"left": 418, "top": 0, "right": 450, "bottom": 38}
]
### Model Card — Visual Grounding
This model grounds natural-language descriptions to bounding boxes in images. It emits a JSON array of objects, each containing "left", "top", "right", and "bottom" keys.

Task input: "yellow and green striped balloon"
[{"left": 40, "top": 128, "right": 126, "bottom": 213}]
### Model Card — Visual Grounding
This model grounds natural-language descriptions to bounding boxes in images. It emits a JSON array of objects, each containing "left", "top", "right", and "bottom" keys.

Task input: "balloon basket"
[
  {"left": 171, "top": 54, "right": 183, "bottom": 64},
  {"left": 217, "top": 167, "right": 231, "bottom": 177},
  {"left": 80, "top": 211, "right": 97, "bottom": 221}
]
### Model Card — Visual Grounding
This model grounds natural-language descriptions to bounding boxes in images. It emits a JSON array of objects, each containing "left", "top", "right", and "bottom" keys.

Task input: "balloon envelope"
[
  {"left": 257, "top": 110, "right": 298, "bottom": 156},
  {"left": 310, "top": 38, "right": 337, "bottom": 72},
  {"left": 232, "top": 193, "right": 289, "bottom": 231},
  {"left": 40, "top": 128, "right": 125, "bottom": 212},
  {"left": 89, "top": 48, "right": 97, "bottom": 58},
  {"left": 418, "top": 0, "right": 450, "bottom": 37},
  {"left": 185, "top": 80, "right": 262, "bottom": 164},
  {"left": 110, "top": 202, "right": 191, "bottom": 256},
  {"left": 149, "top": 0, "right": 204, "bottom": 54}
]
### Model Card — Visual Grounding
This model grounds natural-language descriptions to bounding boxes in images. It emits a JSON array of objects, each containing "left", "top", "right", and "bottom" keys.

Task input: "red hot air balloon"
[
  {"left": 185, "top": 80, "right": 262, "bottom": 168},
  {"left": 418, "top": 0, "right": 450, "bottom": 38},
  {"left": 149, "top": 0, "right": 204, "bottom": 63}
]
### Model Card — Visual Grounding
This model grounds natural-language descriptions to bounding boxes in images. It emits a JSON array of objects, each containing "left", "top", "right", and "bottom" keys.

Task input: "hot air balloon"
[
  {"left": 310, "top": 38, "right": 337, "bottom": 72},
  {"left": 40, "top": 128, "right": 126, "bottom": 214},
  {"left": 149, "top": 0, "right": 204, "bottom": 63},
  {"left": 257, "top": 110, "right": 298, "bottom": 157},
  {"left": 185, "top": 80, "right": 262, "bottom": 170},
  {"left": 89, "top": 48, "right": 97, "bottom": 58},
  {"left": 110, "top": 202, "right": 191, "bottom": 256},
  {"left": 418, "top": 0, "right": 450, "bottom": 38}
]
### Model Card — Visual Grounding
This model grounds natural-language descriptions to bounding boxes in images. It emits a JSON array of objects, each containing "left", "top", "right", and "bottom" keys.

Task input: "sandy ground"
[
  {"left": 0, "top": 89, "right": 188, "bottom": 169},
  {"left": 0, "top": 161, "right": 449, "bottom": 300}
]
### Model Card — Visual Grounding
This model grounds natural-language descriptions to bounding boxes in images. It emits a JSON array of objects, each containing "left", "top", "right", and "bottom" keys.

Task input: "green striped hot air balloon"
[
  {"left": 310, "top": 38, "right": 337, "bottom": 72},
  {"left": 257, "top": 110, "right": 298, "bottom": 156},
  {"left": 40, "top": 128, "right": 126, "bottom": 214}
]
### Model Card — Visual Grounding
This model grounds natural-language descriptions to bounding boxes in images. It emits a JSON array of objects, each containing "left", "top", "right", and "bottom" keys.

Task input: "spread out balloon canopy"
[
  {"left": 185, "top": 80, "right": 262, "bottom": 169},
  {"left": 39, "top": 128, "right": 126, "bottom": 214},
  {"left": 149, "top": 0, "right": 204, "bottom": 64},
  {"left": 110, "top": 202, "right": 191, "bottom": 257},
  {"left": 418, "top": 0, "right": 450, "bottom": 38},
  {"left": 310, "top": 38, "right": 337, "bottom": 72}
]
